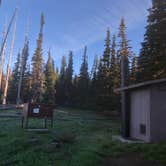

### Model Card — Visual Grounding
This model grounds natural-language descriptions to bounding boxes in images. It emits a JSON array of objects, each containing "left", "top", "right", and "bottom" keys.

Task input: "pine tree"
[
  {"left": 110, "top": 35, "right": 117, "bottom": 88},
  {"left": 101, "top": 28, "right": 111, "bottom": 93},
  {"left": 7, "top": 51, "right": 21, "bottom": 103},
  {"left": 17, "top": 38, "right": 29, "bottom": 104},
  {"left": 138, "top": 0, "right": 166, "bottom": 81},
  {"left": 54, "top": 67, "right": 59, "bottom": 85},
  {"left": 109, "top": 34, "right": 121, "bottom": 111},
  {"left": 31, "top": 13, "right": 45, "bottom": 103},
  {"left": 97, "top": 29, "right": 111, "bottom": 93},
  {"left": 130, "top": 55, "right": 137, "bottom": 84},
  {"left": 96, "top": 29, "right": 112, "bottom": 110},
  {"left": 89, "top": 55, "right": 98, "bottom": 108},
  {"left": 21, "top": 65, "right": 32, "bottom": 103},
  {"left": 103, "top": 28, "right": 111, "bottom": 68},
  {"left": 90, "top": 55, "right": 98, "bottom": 80},
  {"left": 65, "top": 51, "right": 73, "bottom": 105},
  {"left": 43, "top": 50, "right": 55, "bottom": 104},
  {"left": 56, "top": 55, "right": 67, "bottom": 105},
  {"left": 96, "top": 57, "right": 104, "bottom": 109},
  {"left": 118, "top": 18, "right": 131, "bottom": 86},
  {"left": 78, "top": 46, "right": 89, "bottom": 106},
  {"left": 72, "top": 74, "right": 79, "bottom": 106}
]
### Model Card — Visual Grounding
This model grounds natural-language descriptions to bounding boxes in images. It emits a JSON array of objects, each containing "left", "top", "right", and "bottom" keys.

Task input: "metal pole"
[{"left": 121, "top": 55, "right": 129, "bottom": 138}]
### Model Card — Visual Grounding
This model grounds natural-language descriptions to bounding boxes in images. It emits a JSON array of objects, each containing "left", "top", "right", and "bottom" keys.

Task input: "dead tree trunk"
[
  {"left": 0, "top": 8, "right": 17, "bottom": 61},
  {"left": 2, "top": 18, "right": 17, "bottom": 105},
  {"left": 0, "top": 26, "right": 7, "bottom": 89},
  {"left": 16, "top": 51, "right": 23, "bottom": 105},
  {"left": 16, "top": 21, "right": 29, "bottom": 105}
]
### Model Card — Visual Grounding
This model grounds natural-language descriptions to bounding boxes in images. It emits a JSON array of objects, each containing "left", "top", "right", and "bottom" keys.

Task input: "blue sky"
[{"left": 0, "top": 0, "right": 152, "bottom": 74}]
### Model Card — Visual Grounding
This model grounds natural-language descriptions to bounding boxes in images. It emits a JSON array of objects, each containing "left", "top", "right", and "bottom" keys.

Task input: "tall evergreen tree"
[
  {"left": 56, "top": 55, "right": 67, "bottom": 105},
  {"left": 103, "top": 28, "right": 111, "bottom": 68},
  {"left": 96, "top": 29, "right": 112, "bottom": 110},
  {"left": 110, "top": 35, "right": 117, "bottom": 88},
  {"left": 72, "top": 74, "right": 79, "bottom": 106},
  {"left": 97, "top": 29, "right": 111, "bottom": 94},
  {"left": 90, "top": 55, "right": 98, "bottom": 80},
  {"left": 43, "top": 50, "right": 55, "bottom": 104},
  {"left": 109, "top": 34, "right": 121, "bottom": 111},
  {"left": 65, "top": 51, "right": 73, "bottom": 105},
  {"left": 138, "top": 0, "right": 166, "bottom": 81},
  {"left": 78, "top": 46, "right": 89, "bottom": 106},
  {"left": 118, "top": 18, "right": 131, "bottom": 86},
  {"left": 7, "top": 51, "right": 21, "bottom": 103},
  {"left": 17, "top": 38, "right": 29, "bottom": 104},
  {"left": 31, "top": 13, "right": 45, "bottom": 102},
  {"left": 89, "top": 55, "right": 98, "bottom": 108},
  {"left": 130, "top": 55, "right": 137, "bottom": 84},
  {"left": 21, "top": 65, "right": 32, "bottom": 103}
]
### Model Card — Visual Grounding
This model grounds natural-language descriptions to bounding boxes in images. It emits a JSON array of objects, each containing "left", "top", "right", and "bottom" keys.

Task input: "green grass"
[{"left": 0, "top": 108, "right": 166, "bottom": 166}]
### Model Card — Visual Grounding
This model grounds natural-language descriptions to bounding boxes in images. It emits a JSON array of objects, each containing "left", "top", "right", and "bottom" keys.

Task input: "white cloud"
[{"left": 50, "top": 0, "right": 151, "bottom": 57}]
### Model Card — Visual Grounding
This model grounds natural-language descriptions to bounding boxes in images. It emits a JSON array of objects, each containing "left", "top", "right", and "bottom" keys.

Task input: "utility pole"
[{"left": 2, "top": 16, "right": 17, "bottom": 105}]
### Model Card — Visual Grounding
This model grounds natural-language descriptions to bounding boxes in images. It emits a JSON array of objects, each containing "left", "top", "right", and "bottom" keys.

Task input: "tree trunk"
[{"left": 2, "top": 19, "right": 17, "bottom": 105}]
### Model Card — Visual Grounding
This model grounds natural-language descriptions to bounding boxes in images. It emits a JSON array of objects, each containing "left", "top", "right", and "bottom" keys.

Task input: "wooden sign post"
[{"left": 22, "top": 103, "right": 55, "bottom": 129}]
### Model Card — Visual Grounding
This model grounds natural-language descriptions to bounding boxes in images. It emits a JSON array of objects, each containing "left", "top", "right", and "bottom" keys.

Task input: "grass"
[{"left": 0, "top": 108, "right": 166, "bottom": 166}]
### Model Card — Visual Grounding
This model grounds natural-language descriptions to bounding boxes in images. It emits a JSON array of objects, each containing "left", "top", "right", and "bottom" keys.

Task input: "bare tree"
[
  {"left": 2, "top": 17, "right": 17, "bottom": 105},
  {"left": 0, "top": 25, "right": 7, "bottom": 89}
]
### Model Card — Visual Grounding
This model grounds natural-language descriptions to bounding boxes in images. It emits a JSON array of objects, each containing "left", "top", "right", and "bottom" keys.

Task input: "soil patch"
[{"left": 103, "top": 153, "right": 164, "bottom": 166}]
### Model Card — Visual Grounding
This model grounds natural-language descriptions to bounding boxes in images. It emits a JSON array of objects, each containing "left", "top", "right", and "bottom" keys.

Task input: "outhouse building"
[{"left": 117, "top": 78, "right": 166, "bottom": 142}]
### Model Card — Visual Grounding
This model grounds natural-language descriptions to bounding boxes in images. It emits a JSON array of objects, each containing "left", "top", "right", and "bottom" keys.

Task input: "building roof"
[{"left": 114, "top": 78, "right": 166, "bottom": 92}]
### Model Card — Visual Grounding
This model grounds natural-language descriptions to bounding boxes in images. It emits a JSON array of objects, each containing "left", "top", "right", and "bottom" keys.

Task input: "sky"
[{"left": 0, "top": 0, "right": 152, "bottom": 74}]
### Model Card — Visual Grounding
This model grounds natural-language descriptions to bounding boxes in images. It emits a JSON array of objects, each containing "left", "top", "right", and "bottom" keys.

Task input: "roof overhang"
[{"left": 114, "top": 78, "right": 166, "bottom": 93}]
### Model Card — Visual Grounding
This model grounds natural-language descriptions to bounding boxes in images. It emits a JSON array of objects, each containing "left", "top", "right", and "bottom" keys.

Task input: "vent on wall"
[{"left": 140, "top": 124, "right": 146, "bottom": 135}]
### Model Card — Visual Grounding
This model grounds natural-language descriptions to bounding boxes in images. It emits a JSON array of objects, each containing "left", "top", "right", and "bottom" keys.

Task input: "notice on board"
[{"left": 33, "top": 108, "right": 40, "bottom": 114}]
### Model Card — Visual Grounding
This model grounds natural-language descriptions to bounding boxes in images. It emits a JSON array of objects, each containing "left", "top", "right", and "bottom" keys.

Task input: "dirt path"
[{"left": 103, "top": 153, "right": 164, "bottom": 166}]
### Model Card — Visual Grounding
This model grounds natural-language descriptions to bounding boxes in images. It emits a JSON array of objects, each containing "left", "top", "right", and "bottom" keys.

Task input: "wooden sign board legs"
[{"left": 21, "top": 103, "right": 54, "bottom": 129}]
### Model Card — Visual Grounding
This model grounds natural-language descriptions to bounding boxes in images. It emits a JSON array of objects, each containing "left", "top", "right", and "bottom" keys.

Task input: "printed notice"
[{"left": 33, "top": 108, "right": 40, "bottom": 114}]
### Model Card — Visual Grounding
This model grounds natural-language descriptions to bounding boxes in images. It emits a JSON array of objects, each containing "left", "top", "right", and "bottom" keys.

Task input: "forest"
[
  {"left": 0, "top": 0, "right": 166, "bottom": 166},
  {"left": 0, "top": 0, "right": 166, "bottom": 111}
]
